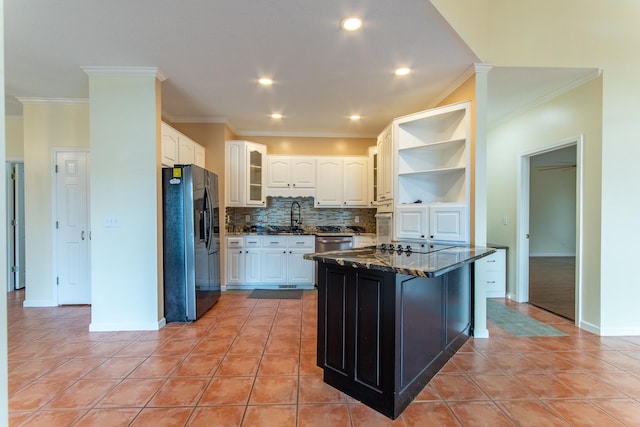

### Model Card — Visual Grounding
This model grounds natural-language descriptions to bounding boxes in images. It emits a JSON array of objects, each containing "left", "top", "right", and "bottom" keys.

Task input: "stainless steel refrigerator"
[{"left": 162, "top": 164, "right": 221, "bottom": 322}]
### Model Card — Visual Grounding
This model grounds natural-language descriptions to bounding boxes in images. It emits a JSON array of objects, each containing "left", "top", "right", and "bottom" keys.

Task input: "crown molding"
[
  {"left": 236, "top": 130, "right": 378, "bottom": 139},
  {"left": 5, "top": 115, "right": 24, "bottom": 120},
  {"left": 169, "top": 116, "right": 228, "bottom": 124},
  {"left": 488, "top": 67, "right": 601, "bottom": 129},
  {"left": 16, "top": 97, "right": 89, "bottom": 105},
  {"left": 474, "top": 63, "right": 494, "bottom": 74},
  {"left": 429, "top": 63, "right": 479, "bottom": 108},
  {"left": 81, "top": 66, "right": 166, "bottom": 81}
]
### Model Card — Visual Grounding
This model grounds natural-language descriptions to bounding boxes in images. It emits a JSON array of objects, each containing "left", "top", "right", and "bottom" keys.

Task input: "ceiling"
[{"left": 5, "top": 1, "right": 598, "bottom": 138}]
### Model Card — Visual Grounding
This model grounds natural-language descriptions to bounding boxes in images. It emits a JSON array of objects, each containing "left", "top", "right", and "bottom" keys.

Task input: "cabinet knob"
[
  {"left": 292, "top": 183, "right": 296, "bottom": 187},
  {"left": 287, "top": 183, "right": 290, "bottom": 187},
  {"left": 429, "top": 235, "right": 433, "bottom": 239},
  {"left": 283, "top": 251, "right": 286, "bottom": 254}
]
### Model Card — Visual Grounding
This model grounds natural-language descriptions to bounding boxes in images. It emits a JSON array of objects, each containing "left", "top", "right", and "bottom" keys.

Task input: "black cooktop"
[{"left": 378, "top": 241, "right": 454, "bottom": 254}]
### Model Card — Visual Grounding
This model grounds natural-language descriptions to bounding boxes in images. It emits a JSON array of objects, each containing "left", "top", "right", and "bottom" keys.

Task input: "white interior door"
[{"left": 56, "top": 151, "right": 91, "bottom": 304}]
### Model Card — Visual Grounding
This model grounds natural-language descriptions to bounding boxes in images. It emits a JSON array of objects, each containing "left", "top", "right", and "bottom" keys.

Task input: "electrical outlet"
[
  {"left": 503, "top": 216, "right": 508, "bottom": 225},
  {"left": 354, "top": 215, "right": 360, "bottom": 223},
  {"left": 245, "top": 214, "right": 251, "bottom": 222}
]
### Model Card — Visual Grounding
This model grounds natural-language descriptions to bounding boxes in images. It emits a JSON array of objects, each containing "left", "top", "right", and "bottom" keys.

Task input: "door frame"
[
  {"left": 516, "top": 136, "right": 583, "bottom": 325},
  {"left": 51, "top": 147, "right": 91, "bottom": 304},
  {"left": 6, "top": 159, "right": 25, "bottom": 292}
]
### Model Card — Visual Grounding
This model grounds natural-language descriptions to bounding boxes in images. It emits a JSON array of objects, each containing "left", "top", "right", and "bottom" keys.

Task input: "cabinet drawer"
[
  {"left": 485, "top": 249, "right": 506, "bottom": 271},
  {"left": 227, "top": 237, "right": 244, "bottom": 248},
  {"left": 287, "top": 235, "right": 314, "bottom": 249},
  {"left": 485, "top": 271, "right": 506, "bottom": 297},
  {"left": 244, "top": 236, "right": 262, "bottom": 248},
  {"left": 262, "top": 236, "right": 288, "bottom": 248}
]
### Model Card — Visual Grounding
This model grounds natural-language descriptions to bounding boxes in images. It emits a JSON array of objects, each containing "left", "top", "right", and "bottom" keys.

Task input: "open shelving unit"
[{"left": 394, "top": 102, "right": 470, "bottom": 205}]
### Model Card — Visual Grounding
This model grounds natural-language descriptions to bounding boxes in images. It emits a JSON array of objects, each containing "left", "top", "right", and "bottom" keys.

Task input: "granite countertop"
[{"left": 304, "top": 245, "right": 496, "bottom": 278}]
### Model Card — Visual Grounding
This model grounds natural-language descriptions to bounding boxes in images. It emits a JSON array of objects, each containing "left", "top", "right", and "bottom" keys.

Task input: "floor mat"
[
  {"left": 487, "top": 300, "right": 567, "bottom": 336},
  {"left": 248, "top": 289, "right": 303, "bottom": 299}
]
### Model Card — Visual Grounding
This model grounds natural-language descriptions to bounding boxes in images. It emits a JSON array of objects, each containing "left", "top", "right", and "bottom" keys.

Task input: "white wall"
[
  {"left": 487, "top": 77, "right": 602, "bottom": 330},
  {"left": 21, "top": 102, "right": 89, "bottom": 306},
  {"left": 432, "top": 0, "right": 640, "bottom": 334},
  {"left": 87, "top": 72, "right": 163, "bottom": 331},
  {"left": 529, "top": 146, "right": 577, "bottom": 256},
  {"left": 0, "top": 2, "right": 8, "bottom": 422},
  {"left": 5, "top": 116, "right": 23, "bottom": 159}
]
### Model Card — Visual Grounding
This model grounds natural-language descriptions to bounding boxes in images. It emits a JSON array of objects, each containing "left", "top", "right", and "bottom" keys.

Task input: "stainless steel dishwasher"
[{"left": 315, "top": 228, "right": 353, "bottom": 285}]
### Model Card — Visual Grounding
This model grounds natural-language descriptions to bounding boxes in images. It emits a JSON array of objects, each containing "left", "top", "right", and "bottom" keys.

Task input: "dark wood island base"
[{"left": 316, "top": 262, "right": 474, "bottom": 419}]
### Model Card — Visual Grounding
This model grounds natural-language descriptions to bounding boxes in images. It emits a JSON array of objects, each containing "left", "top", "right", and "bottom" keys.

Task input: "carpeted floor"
[
  {"left": 248, "top": 289, "right": 303, "bottom": 299},
  {"left": 487, "top": 299, "right": 567, "bottom": 336}
]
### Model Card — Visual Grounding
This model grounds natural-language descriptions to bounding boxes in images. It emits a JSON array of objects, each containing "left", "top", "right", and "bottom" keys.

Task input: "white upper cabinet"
[
  {"left": 368, "top": 145, "right": 378, "bottom": 207},
  {"left": 315, "top": 156, "right": 369, "bottom": 208},
  {"left": 161, "top": 122, "right": 206, "bottom": 168},
  {"left": 266, "top": 156, "right": 316, "bottom": 197},
  {"left": 194, "top": 143, "right": 205, "bottom": 168},
  {"left": 377, "top": 125, "right": 393, "bottom": 203},
  {"left": 161, "top": 122, "right": 179, "bottom": 167},
  {"left": 178, "top": 135, "right": 195, "bottom": 165},
  {"left": 226, "top": 140, "right": 267, "bottom": 207},
  {"left": 315, "top": 158, "right": 343, "bottom": 207},
  {"left": 343, "top": 157, "right": 368, "bottom": 206}
]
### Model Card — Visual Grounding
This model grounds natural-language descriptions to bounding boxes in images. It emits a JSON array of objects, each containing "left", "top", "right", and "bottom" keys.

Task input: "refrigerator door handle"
[{"left": 204, "top": 186, "right": 212, "bottom": 251}]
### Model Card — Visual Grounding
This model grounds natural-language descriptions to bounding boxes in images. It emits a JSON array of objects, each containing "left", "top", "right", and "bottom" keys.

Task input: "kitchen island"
[{"left": 304, "top": 243, "right": 495, "bottom": 419}]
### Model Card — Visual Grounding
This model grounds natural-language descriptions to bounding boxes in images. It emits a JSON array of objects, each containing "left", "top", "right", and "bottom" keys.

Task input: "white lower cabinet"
[
  {"left": 286, "top": 236, "right": 315, "bottom": 286},
  {"left": 395, "top": 202, "right": 468, "bottom": 243},
  {"left": 261, "top": 236, "right": 288, "bottom": 284},
  {"left": 428, "top": 203, "right": 467, "bottom": 243},
  {"left": 396, "top": 204, "right": 428, "bottom": 240},
  {"left": 485, "top": 248, "right": 507, "bottom": 298},
  {"left": 226, "top": 235, "right": 314, "bottom": 289}
]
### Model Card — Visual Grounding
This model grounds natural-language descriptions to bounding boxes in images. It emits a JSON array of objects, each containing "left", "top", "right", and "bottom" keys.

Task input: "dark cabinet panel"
[
  {"left": 323, "top": 268, "right": 349, "bottom": 374},
  {"left": 397, "top": 274, "right": 443, "bottom": 388},
  {"left": 317, "top": 262, "right": 473, "bottom": 419},
  {"left": 445, "top": 265, "right": 471, "bottom": 348},
  {"left": 354, "top": 272, "right": 385, "bottom": 390}
]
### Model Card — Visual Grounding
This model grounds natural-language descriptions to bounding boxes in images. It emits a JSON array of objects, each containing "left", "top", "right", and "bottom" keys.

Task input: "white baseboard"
[
  {"left": 473, "top": 328, "right": 490, "bottom": 339},
  {"left": 22, "top": 299, "right": 57, "bottom": 307},
  {"left": 89, "top": 319, "right": 165, "bottom": 332},
  {"left": 596, "top": 325, "right": 640, "bottom": 336},
  {"left": 579, "top": 320, "right": 600, "bottom": 335},
  {"left": 529, "top": 252, "right": 576, "bottom": 257}
]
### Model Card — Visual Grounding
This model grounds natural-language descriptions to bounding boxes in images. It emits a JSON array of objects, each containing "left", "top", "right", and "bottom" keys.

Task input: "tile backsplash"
[{"left": 225, "top": 197, "right": 376, "bottom": 233}]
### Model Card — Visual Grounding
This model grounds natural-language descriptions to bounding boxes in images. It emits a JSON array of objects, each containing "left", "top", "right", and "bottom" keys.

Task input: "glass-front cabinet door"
[{"left": 246, "top": 143, "right": 266, "bottom": 206}]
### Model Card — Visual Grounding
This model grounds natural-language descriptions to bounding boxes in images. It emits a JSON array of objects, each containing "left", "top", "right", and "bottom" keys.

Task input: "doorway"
[
  {"left": 516, "top": 137, "right": 583, "bottom": 324},
  {"left": 528, "top": 146, "right": 576, "bottom": 320},
  {"left": 6, "top": 161, "right": 26, "bottom": 291},
  {"left": 54, "top": 150, "right": 91, "bottom": 305}
]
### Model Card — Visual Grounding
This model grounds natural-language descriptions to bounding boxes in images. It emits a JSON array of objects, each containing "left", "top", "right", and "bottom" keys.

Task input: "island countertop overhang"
[{"left": 304, "top": 245, "right": 496, "bottom": 278}]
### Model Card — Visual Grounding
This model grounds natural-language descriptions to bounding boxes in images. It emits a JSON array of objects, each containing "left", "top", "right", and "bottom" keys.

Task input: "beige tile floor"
[{"left": 7, "top": 289, "right": 640, "bottom": 426}]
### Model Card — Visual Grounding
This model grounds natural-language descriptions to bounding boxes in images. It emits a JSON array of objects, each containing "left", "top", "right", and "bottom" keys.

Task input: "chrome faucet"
[{"left": 290, "top": 201, "right": 302, "bottom": 231}]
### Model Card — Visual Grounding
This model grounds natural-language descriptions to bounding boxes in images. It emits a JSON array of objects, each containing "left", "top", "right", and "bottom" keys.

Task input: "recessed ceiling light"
[
  {"left": 350, "top": 115, "right": 361, "bottom": 120},
  {"left": 394, "top": 67, "right": 411, "bottom": 76},
  {"left": 258, "top": 78, "right": 273, "bottom": 86},
  {"left": 340, "top": 17, "right": 362, "bottom": 31},
  {"left": 271, "top": 113, "right": 283, "bottom": 119}
]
